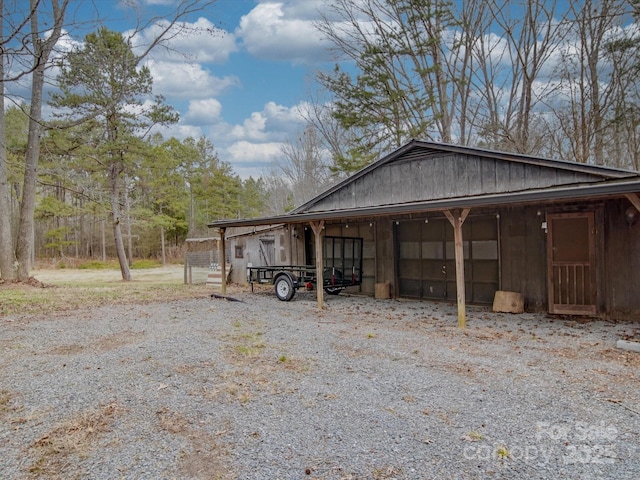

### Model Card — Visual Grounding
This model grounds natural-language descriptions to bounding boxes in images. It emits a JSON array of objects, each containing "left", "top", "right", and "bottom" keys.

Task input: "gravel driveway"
[{"left": 1, "top": 288, "right": 639, "bottom": 479}]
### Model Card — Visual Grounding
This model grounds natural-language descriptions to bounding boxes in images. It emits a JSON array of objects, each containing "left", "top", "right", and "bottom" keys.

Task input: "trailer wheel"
[
  {"left": 324, "top": 286, "right": 342, "bottom": 295},
  {"left": 274, "top": 275, "right": 295, "bottom": 301}
]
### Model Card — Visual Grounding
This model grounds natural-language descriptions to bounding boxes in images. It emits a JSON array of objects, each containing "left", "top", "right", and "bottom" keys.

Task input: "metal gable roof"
[
  {"left": 289, "top": 140, "right": 638, "bottom": 215},
  {"left": 208, "top": 140, "right": 640, "bottom": 230}
]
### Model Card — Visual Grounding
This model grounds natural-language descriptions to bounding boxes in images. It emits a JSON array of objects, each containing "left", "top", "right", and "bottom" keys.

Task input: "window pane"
[
  {"left": 400, "top": 241, "right": 421, "bottom": 259},
  {"left": 472, "top": 240, "right": 498, "bottom": 260},
  {"left": 422, "top": 241, "right": 444, "bottom": 259}
]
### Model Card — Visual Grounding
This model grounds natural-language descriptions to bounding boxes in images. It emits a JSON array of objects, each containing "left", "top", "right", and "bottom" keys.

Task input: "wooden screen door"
[{"left": 547, "top": 212, "right": 596, "bottom": 315}]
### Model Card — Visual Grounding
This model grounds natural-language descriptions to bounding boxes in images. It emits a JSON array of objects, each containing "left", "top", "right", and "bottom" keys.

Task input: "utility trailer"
[{"left": 247, "top": 236, "right": 364, "bottom": 301}]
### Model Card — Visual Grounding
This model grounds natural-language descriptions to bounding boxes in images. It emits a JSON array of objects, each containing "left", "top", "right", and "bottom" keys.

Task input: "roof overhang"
[{"left": 208, "top": 177, "right": 640, "bottom": 229}]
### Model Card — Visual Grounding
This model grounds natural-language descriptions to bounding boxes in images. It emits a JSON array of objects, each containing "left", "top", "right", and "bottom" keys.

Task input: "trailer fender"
[{"left": 273, "top": 271, "right": 298, "bottom": 301}]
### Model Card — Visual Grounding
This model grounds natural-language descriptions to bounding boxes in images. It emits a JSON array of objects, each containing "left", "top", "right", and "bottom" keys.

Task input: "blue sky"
[
  {"left": 10, "top": 1, "right": 638, "bottom": 180},
  {"left": 42, "top": 0, "right": 336, "bottom": 179},
  {"left": 127, "top": 0, "right": 335, "bottom": 179}
]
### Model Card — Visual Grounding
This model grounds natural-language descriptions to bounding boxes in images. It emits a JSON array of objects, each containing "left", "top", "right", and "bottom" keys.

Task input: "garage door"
[{"left": 397, "top": 216, "right": 499, "bottom": 304}]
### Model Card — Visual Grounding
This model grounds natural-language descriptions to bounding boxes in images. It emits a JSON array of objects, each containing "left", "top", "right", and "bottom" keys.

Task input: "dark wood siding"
[
  {"left": 307, "top": 154, "right": 602, "bottom": 213},
  {"left": 376, "top": 220, "right": 395, "bottom": 294},
  {"left": 310, "top": 198, "right": 639, "bottom": 320},
  {"left": 498, "top": 206, "right": 547, "bottom": 311},
  {"left": 603, "top": 199, "right": 640, "bottom": 320}
]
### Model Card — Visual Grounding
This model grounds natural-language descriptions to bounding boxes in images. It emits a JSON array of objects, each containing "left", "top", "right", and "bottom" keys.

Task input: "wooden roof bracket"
[{"left": 625, "top": 193, "right": 640, "bottom": 213}]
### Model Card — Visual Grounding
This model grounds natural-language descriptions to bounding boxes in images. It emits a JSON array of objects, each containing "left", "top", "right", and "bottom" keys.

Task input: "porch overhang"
[{"left": 208, "top": 176, "right": 640, "bottom": 229}]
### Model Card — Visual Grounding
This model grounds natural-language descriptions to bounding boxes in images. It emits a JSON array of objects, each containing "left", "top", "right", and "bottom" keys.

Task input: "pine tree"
[{"left": 50, "top": 28, "right": 178, "bottom": 280}]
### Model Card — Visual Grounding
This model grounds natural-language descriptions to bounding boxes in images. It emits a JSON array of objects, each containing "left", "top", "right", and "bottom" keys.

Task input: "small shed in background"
[
  {"left": 225, "top": 225, "right": 291, "bottom": 285},
  {"left": 183, "top": 237, "right": 230, "bottom": 285}
]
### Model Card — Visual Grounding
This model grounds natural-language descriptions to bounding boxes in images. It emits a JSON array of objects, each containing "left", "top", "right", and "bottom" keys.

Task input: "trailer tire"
[{"left": 274, "top": 275, "right": 295, "bottom": 301}]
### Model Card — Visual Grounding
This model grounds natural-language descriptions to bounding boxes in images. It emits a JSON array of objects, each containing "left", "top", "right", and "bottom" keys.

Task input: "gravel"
[{"left": 1, "top": 288, "right": 639, "bottom": 479}]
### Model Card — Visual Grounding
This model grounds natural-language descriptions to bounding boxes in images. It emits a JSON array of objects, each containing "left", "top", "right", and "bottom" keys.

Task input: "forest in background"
[{"left": 2, "top": 0, "right": 640, "bottom": 280}]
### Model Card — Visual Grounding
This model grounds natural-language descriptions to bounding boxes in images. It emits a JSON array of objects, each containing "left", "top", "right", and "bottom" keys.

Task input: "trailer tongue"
[{"left": 248, "top": 236, "right": 364, "bottom": 301}]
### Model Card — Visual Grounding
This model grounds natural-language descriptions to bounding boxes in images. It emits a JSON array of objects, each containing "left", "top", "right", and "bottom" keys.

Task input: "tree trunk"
[
  {"left": 160, "top": 226, "right": 166, "bottom": 265},
  {"left": 109, "top": 162, "right": 131, "bottom": 281},
  {"left": 15, "top": 0, "right": 68, "bottom": 281},
  {"left": 0, "top": 9, "right": 17, "bottom": 280},
  {"left": 124, "top": 176, "right": 133, "bottom": 266},
  {"left": 160, "top": 204, "right": 166, "bottom": 265},
  {"left": 101, "top": 217, "right": 106, "bottom": 262},
  {"left": 15, "top": 64, "right": 45, "bottom": 280}
]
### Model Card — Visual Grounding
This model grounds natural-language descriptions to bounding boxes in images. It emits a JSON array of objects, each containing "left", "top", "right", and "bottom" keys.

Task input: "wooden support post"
[
  {"left": 219, "top": 227, "right": 227, "bottom": 295},
  {"left": 444, "top": 208, "right": 470, "bottom": 328},
  {"left": 310, "top": 220, "right": 325, "bottom": 310},
  {"left": 183, "top": 258, "right": 188, "bottom": 285}
]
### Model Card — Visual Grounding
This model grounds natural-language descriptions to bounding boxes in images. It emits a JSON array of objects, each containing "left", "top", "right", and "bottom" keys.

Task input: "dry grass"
[
  {"left": 156, "top": 407, "right": 235, "bottom": 479},
  {"left": 0, "top": 265, "right": 221, "bottom": 317},
  {"left": 231, "top": 332, "right": 266, "bottom": 357},
  {"left": 203, "top": 318, "right": 313, "bottom": 406},
  {"left": 27, "top": 402, "right": 124, "bottom": 479},
  {"left": 45, "top": 331, "right": 145, "bottom": 357},
  {"left": 157, "top": 408, "right": 191, "bottom": 434},
  {"left": 0, "top": 389, "right": 16, "bottom": 416},
  {"left": 371, "top": 465, "right": 404, "bottom": 479},
  {"left": 0, "top": 389, "right": 25, "bottom": 428}
]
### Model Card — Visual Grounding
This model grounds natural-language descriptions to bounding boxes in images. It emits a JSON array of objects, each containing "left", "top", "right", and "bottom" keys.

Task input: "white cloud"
[
  {"left": 227, "top": 140, "right": 283, "bottom": 164},
  {"left": 228, "top": 101, "right": 307, "bottom": 142},
  {"left": 237, "top": 2, "right": 332, "bottom": 64},
  {"left": 183, "top": 98, "right": 223, "bottom": 125},
  {"left": 200, "top": 100, "right": 310, "bottom": 178},
  {"left": 222, "top": 140, "right": 283, "bottom": 180},
  {"left": 9, "top": 29, "right": 79, "bottom": 102},
  {"left": 263, "top": 0, "right": 328, "bottom": 19},
  {"left": 263, "top": 101, "right": 307, "bottom": 126},
  {"left": 153, "top": 100, "right": 306, "bottom": 176},
  {"left": 153, "top": 123, "right": 204, "bottom": 140},
  {"left": 231, "top": 112, "right": 268, "bottom": 141},
  {"left": 146, "top": 59, "right": 239, "bottom": 99},
  {"left": 53, "top": 29, "right": 83, "bottom": 54},
  {"left": 175, "top": 124, "right": 205, "bottom": 138},
  {"left": 143, "top": 0, "right": 175, "bottom": 5},
  {"left": 129, "top": 17, "right": 238, "bottom": 64}
]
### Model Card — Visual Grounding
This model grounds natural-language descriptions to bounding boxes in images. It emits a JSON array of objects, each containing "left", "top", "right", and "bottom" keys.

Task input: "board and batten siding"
[
  {"left": 603, "top": 199, "right": 640, "bottom": 320},
  {"left": 305, "top": 154, "right": 603, "bottom": 213},
  {"left": 498, "top": 206, "right": 548, "bottom": 311}
]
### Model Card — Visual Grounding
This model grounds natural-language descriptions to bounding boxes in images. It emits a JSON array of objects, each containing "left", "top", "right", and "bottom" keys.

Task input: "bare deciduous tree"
[
  {"left": 316, "top": 0, "right": 462, "bottom": 165},
  {"left": 545, "top": 0, "right": 634, "bottom": 166},
  {"left": 277, "top": 126, "right": 334, "bottom": 208},
  {"left": 14, "top": 0, "right": 71, "bottom": 281},
  {"left": 0, "top": 0, "right": 16, "bottom": 280},
  {"left": 475, "top": 0, "right": 568, "bottom": 153}
]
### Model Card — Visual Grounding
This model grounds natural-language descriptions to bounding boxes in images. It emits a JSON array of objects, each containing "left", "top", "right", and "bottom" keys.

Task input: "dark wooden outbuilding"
[{"left": 210, "top": 140, "right": 640, "bottom": 323}]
